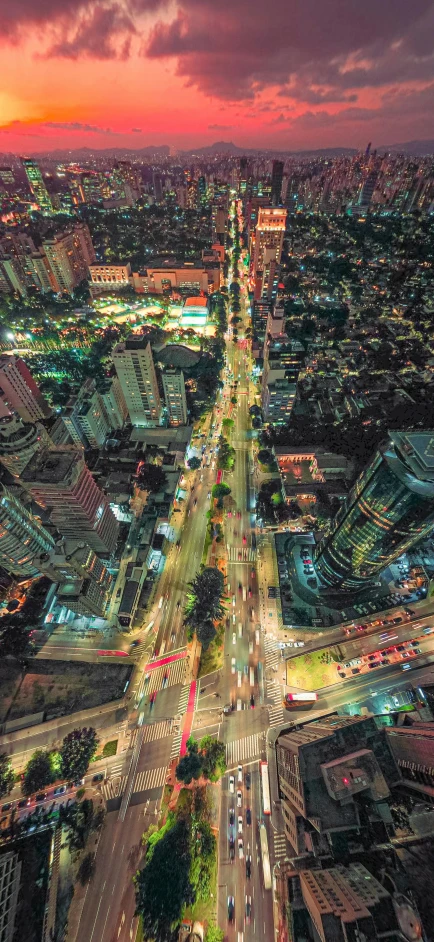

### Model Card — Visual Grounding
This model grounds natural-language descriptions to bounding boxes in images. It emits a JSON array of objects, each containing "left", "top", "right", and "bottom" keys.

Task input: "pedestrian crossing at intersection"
[
  {"left": 177, "top": 685, "right": 191, "bottom": 714},
  {"left": 133, "top": 766, "right": 167, "bottom": 794},
  {"left": 226, "top": 733, "right": 260, "bottom": 766},
  {"left": 141, "top": 719, "right": 173, "bottom": 742},
  {"left": 228, "top": 546, "right": 256, "bottom": 562},
  {"left": 149, "top": 658, "right": 187, "bottom": 692},
  {"left": 170, "top": 733, "right": 182, "bottom": 760},
  {"left": 268, "top": 704, "right": 285, "bottom": 728},
  {"left": 273, "top": 832, "right": 287, "bottom": 860},
  {"left": 102, "top": 776, "right": 128, "bottom": 801},
  {"left": 264, "top": 636, "right": 280, "bottom": 670}
]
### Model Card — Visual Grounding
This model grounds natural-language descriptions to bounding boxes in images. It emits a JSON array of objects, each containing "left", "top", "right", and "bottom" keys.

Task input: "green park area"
[{"left": 286, "top": 645, "right": 344, "bottom": 691}]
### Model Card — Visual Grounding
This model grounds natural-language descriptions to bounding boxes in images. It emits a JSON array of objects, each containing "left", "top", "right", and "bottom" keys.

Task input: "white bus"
[
  {"left": 260, "top": 761, "right": 271, "bottom": 816},
  {"left": 259, "top": 823, "right": 272, "bottom": 890}
]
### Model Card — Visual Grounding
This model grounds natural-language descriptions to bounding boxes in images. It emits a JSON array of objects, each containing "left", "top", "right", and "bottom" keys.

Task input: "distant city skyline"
[{"left": 1, "top": 1, "right": 434, "bottom": 152}]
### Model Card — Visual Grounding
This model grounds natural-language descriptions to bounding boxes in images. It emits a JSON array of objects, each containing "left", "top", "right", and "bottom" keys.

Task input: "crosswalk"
[
  {"left": 170, "top": 733, "right": 183, "bottom": 761},
  {"left": 226, "top": 733, "right": 261, "bottom": 766},
  {"left": 133, "top": 766, "right": 167, "bottom": 794},
  {"left": 102, "top": 776, "right": 128, "bottom": 801},
  {"left": 266, "top": 678, "right": 283, "bottom": 705},
  {"left": 273, "top": 832, "right": 288, "bottom": 860},
  {"left": 268, "top": 704, "right": 285, "bottom": 728},
  {"left": 264, "top": 636, "right": 280, "bottom": 670},
  {"left": 132, "top": 719, "right": 173, "bottom": 747},
  {"left": 148, "top": 658, "right": 187, "bottom": 691},
  {"left": 227, "top": 547, "right": 256, "bottom": 562},
  {"left": 177, "top": 685, "right": 191, "bottom": 715}
]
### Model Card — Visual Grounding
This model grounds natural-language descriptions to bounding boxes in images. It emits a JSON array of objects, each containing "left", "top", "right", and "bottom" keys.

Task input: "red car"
[{"left": 242, "top": 535, "right": 247, "bottom": 545}]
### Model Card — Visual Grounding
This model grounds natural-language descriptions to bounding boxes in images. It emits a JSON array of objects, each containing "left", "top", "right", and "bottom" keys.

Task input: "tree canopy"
[
  {"left": 0, "top": 754, "right": 15, "bottom": 799},
  {"left": 60, "top": 727, "right": 99, "bottom": 782},
  {"left": 22, "top": 750, "right": 57, "bottom": 796},
  {"left": 135, "top": 817, "right": 194, "bottom": 940},
  {"left": 176, "top": 735, "right": 226, "bottom": 785},
  {"left": 184, "top": 567, "right": 225, "bottom": 649},
  {"left": 136, "top": 463, "right": 167, "bottom": 493},
  {"left": 187, "top": 456, "right": 201, "bottom": 470}
]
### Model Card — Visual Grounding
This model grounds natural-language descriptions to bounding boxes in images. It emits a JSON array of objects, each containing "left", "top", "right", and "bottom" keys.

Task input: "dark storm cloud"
[{"left": 145, "top": 0, "right": 434, "bottom": 100}]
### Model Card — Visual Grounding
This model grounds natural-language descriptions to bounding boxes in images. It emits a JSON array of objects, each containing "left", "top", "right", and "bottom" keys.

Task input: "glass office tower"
[{"left": 315, "top": 431, "right": 434, "bottom": 591}]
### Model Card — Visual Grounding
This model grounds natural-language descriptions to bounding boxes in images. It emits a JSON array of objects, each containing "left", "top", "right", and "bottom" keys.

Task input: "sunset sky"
[{"left": 1, "top": 0, "right": 434, "bottom": 152}]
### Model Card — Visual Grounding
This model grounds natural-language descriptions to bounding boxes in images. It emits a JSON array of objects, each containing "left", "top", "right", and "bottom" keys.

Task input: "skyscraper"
[
  {"left": 0, "top": 483, "right": 55, "bottom": 577},
  {"left": 21, "top": 157, "right": 52, "bottom": 214},
  {"left": 42, "top": 224, "right": 95, "bottom": 294},
  {"left": 0, "top": 413, "right": 50, "bottom": 477},
  {"left": 112, "top": 338, "right": 162, "bottom": 427},
  {"left": 271, "top": 159, "right": 284, "bottom": 205},
  {"left": 22, "top": 446, "right": 119, "bottom": 555},
  {"left": 251, "top": 207, "right": 287, "bottom": 301},
  {"left": 387, "top": 722, "right": 434, "bottom": 803},
  {"left": 315, "top": 431, "right": 434, "bottom": 591},
  {"left": 0, "top": 355, "right": 52, "bottom": 423},
  {"left": 162, "top": 369, "right": 188, "bottom": 426}
]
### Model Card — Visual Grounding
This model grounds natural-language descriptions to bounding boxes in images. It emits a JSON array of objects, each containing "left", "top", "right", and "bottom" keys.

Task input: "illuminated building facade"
[
  {"left": 0, "top": 483, "right": 55, "bottom": 577},
  {"left": 21, "top": 157, "right": 52, "bottom": 214},
  {"left": 162, "top": 369, "right": 188, "bottom": 426},
  {"left": 251, "top": 207, "right": 287, "bottom": 301},
  {"left": 0, "top": 356, "right": 52, "bottom": 423},
  {"left": 315, "top": 431, "right": 434, "bottom": 591},
  {"left": 22, "top": 446, "right": 119, "bottom": 555},
  {"left": 113, "top": 338, "right": 162, "bottom": 427}
]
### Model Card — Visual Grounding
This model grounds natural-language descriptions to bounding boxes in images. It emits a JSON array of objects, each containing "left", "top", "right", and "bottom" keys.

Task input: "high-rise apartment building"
[
  {"left": 0, "top": 413, "right": 50, "bottom": 477},
  {"left": 42, "top": 224, "right": 95, "bottom": 294},
  {"left": 112, "top": 338, "right": 162, "bottom": 427},
  {"left": 251, "top": 207, "right": 287, "bottom": 301},
  {"left": 162, "top": 369, "right": 188, "bottom": 426},
  {"left": 21, "top": 157, "right": 52, "bottom": 214},
  {"left": 0, "top": 483, "right": 55, "bottom": 577},
  {"left": 22, "top": 446, "right": 119, "bottom": 555},
  {"left": 299, "top": 863, "right": 414, "bottom": 942},
  {"left": 276, "top": 714, "right": 399, "bottom": 857},
  {"left": 271, "top": 159, "right": 284, "bottom": 205},
  {"left": 0, "top": 355, "right": 51, "bottom": 423},
  {"left": 40, "top": 540, "right": 113, "bottom": 619},
  {"left": 0, "top": 851, "right": 22, "bottom": 942},
  {"left": 387, "top": 721, "right": 434, "bottom": 803},
  {"left": 99, "top": 376, "right": 128, "bottom": 430},
  {"left": 315, "top": 431, "right": 434, "bottom": 591}
]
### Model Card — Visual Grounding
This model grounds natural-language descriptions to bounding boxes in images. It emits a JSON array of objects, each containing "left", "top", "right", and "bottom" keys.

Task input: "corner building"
[{"left": 315, "top": 431, "right": 434, "bottom": 591}]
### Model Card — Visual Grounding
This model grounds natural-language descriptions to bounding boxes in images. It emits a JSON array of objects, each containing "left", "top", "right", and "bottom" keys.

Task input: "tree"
[
  {"left": 23, "top": 750, "right": 55, "bottom": 795},
  {"left": 76, "top": 852, "right": 96, "bottom": 886},
  {"left": 136, "top": 463, "right": 167, "bottom": 493},
  {"left": 0, "top": 754, "right": 14, "bottom": 799},
  {"left": 184, "top": 567, "right": 225, "bottom": 638},
  {"left": 134, "top": 817, "right": 194, "bottom": 940},
  {"left": 222, "top": 418, "right": 234, "bottom": 430},
  {"left": 60, "top": 728, "right": 99, "bottom": 782},
  {"left": 212, "top": 483, "right": 231, "bottom": 500},
  {"left": 205, "top": 927, "right": 224, "bottom": 942},
  {"left": 175, "top": 750, "right": 203, "bottom": 785},
  {"left": 0, "top": 614, "right": 35, "bottom": 660},
  {"left": 188, "top": 456, "right": 201, "bottom": 470},
  {"left": 196, "top": 619, "right": 217, "bottom": 651},
  {"left": 200, "top": 736, "right": 226, "bottom": 782}
]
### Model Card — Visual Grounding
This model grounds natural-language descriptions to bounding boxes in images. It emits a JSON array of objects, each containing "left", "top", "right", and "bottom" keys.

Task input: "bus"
[
  {"left": 283, "top": 692, "right": 318, "bottom": 710},
  {"left": 260, "top": 761, "right": 271, "bottom": 816},
  {"left": 259, "top": 823, "right": 272, "bottom": 890}
]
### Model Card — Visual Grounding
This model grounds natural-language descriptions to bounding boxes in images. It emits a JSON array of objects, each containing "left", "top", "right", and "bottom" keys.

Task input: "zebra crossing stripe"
[
  {"left": 170, "top": 735, "right": 182, "bottom": 760},
  {"left": 273, "top": 834, "right": 287, "bottom": 858},
  {"left": 133, "top": 766, "right": 167, "bottom": 794},
  {"left": 141, "top": 719, "right": 172, "bottom": 743},
  {"left": 102, "top": 776, "right": 128, "bottom": 800},
  {"left": 226, "top": 733, "right": 260, "bottom": 765}
]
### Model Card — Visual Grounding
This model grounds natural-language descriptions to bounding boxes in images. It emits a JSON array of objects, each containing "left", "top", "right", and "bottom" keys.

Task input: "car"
[
  {"left": 246, "top": 807, "right": 252, "bottom": 825},
  {"left": 245, "top": 896, "right": 252, "bottom": 924},
  {"left": 92, "top": 773, "right": 105, "bottom": 784},
  {"left": 246, "top": 855, "right": 251, "bottom": 878},
  {"left": 351, "top": 667, "right": 360, "bottom": 674},
  {"left": 73, "top": 778, "right": 85, "bottom": 787},
  {"left": 382, "top": 658, "right": 390, "bottom": 664},
  {"left": 162, "top": 672, "right": 169, "bottom": 688},
  {"left": 53, "top": 785, "right": 66, "bottom": 797},
  {"left": 232, "top": 632, "right": 237, "bottom": 645},
  {"left": 18, "top": 797, "right": 31, "bottom": 809},
  {"left": 237, "top": 790, "right": 242, "bottom": 807},
  {"left": 229, "top": 776, "right": 235, "bottom": 794},
  {"left": 231, "top": 657, "right": 236, "bottom": 674},
  {"left": 237, "top": 670, "right": 242, "bottom": 687},
  {"left": 238, "top": 550, "right": 242, "bottom": 560},
  {"left": 1, "top": 802, "right": 12, "bottom": 812},
  {"left": 232, "top": 595, "right": 236, "bottom": 607},
  {"left": 229, "top": 838, "right": 235, "bottom": 861},
  {"left": 245, "top": 772, "right": 251, "bottom": 790},
  {"left": 35, "top": 792, "right": 47, "bottom": 803},
  {"left": 238, "top": 815, "right": 243, "bottom": 834},
  {"left": 242, "top": 534, "right": 247, "bottom": 545},
  {"left": 237, "top": 510, "right": 241, "bottom": 519},
  {"left": 367, "top": 654, "right": 377, "bottom": 661},
  {"left": 223, "top": 703, "right": 233, "bottom": 715},
  {"left": 396, "top": 645, "right": 405, "bottom": 651},
  {"left": 238, "top": 838, "right": 244, "bottom": 858},
  {"left": 237, "top": 765, "right": 243, "bottom": 783},
  {"left": 228, "top": 896, "right": 235, "bottom": 922},
  {"left": 238, "top": 583, "right": 242, "bottom": 594},
  {"left": 250, "top": 694, "right": 255, "bottom": 708},
  {"left": 229, "top": 808, "right": 235, "bottom": 826},
  {"left": 368, "top": 662, "right": 379, "bottom": 669}
]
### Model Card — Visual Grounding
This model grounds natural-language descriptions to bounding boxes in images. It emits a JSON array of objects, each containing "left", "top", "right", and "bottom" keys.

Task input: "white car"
[
  {"left": 237, "top": 765, "right": 243, "bottom": 784},
  {"left": 231, "top": 657, "right": 236, "bottom": 674},
  {"left": 238, "top": 815, "right": 243, "bottom": 834},
  {"left": 232, "top": 632, "right": 236, "bottom": 645},
  {"left": 238, "top": 838, "right": 244, "bottom": 859},
  {"left": 233, "top": 613, "right": 236, "bottom": 625},
  {"left": 229, "top": 776, "right": 235, "bottom": 794},
  {"left": 249, "top": 641, "right": 253, "bottom": 654},
  {"left": 237, "top": 790, "right": 242, "bottom": 807},
  {"left": 255, "top": 629, "right": 260, "bottom": 644},
  {"left": 237, "top": 670, "right": 242, "bottom": 688},
  {"left": 232, "top": 595, "right": 236, "bottom": 607}
]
